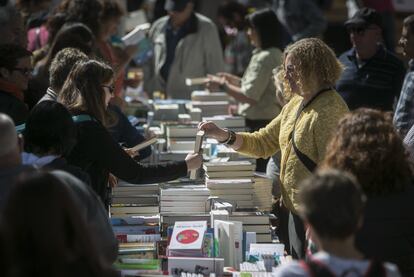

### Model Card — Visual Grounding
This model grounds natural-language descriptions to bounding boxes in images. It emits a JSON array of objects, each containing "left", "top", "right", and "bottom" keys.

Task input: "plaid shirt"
[{"left": 394, "top": 60, "right": 414, "bottom": 137}]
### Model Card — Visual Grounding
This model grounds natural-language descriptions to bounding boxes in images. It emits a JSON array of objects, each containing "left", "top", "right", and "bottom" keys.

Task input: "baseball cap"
[
  {"left": 345, "top": 7, "right": 383, "bottom": 29},
  {"left": 164, "top": 0, "right": 192, "bottom": 12}
]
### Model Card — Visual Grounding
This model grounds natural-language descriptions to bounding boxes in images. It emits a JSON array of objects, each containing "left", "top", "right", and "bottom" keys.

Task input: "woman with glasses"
[
  {"left": 59, "top": 60, "right": 202, "bottom": 207},
  {"left": 208, "top": 8, "right": 283, "bottom": 172},
  {"left": 200, "top": 38, "right": 349, "bottom": 259}
]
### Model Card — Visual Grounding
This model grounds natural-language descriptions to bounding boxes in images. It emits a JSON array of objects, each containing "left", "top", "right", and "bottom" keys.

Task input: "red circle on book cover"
[{"left": 176, "top": 229, "right": 199, "bottom": 244}]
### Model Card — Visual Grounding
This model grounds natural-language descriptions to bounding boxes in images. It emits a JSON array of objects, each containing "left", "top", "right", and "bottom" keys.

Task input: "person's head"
[
  {"left": 59, "top": 60, "right": 114, "bottom": 125},
  {"left": 217, "top": 1, "right": 248, "bottom": 30},
  {"left": 99, "top": 0, "right": 124, "bottom": 41},
  {"left": 47, "top": 0, "right": 102, "bottom": 42},
  {"left": 345, "top": 8, "right": 383, "bottom": 59},
  {"left": 399, "top": 14, "right": 414, "bottom": 59},
  {"left": 44, "top": 23, "right": 94, "bottom": 69},
  {"left": 321, "top": 108, "right": 412, "bottom": 197},
  {"left": 246, "top": 8, "right": 279, "bottom": 49},
  {"left": 0, "top": 113, "right": 23, "bottom": 168},
  {"left": 164, "top": 0, "right": 195, "bottom": 28},
  {"left": 0, "top": 3, "right": 26, "bottom": 46},
  {"left": 23, "top": 101, "right": 77, "bottom": 157},
  {"left": 281, "top": 38, "right": 343, "bottom": 98},
  {"left": 15, "top": 0, "right": 51, "bottom": 14},
  {"left": 49, "top": 48, "right": 89, "bottom": 92},
  {"left": 0, "top": 44, "right": 32, "bottom": 90},
  {"left": 299, "top": 169, "right": 366, "bottom": 244},
  {"left": 0, "top": 171, "right": 114, "bottom": 276}
]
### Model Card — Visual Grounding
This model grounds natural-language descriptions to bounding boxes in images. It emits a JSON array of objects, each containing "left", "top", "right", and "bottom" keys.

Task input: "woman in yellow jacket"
[{"left": 199, "top": 38, "right": 349, "bottom": 259}]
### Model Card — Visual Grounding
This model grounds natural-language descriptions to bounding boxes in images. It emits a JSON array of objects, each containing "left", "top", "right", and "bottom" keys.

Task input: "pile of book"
[
  {"left": 189, "top": 101, "right": 230, "bottom": 117},
  {"left": 160, "top": 184, "right": 210, "bottom": 214},
  {"left": 111, "top": 215, "right": 162, "bottom": 275},
  {"left": 111, "top": 182, "right": 160, "bottom": 216},
  {"left": 252, "top": 174, "right": 273, "bottom": 211},
  {"left": 191, "top": 90, "right": 230, "bottom": 102},
  {"left": 158, "top": 123, "right": 198, "bottom": 161},
  {"left": 202, "top": 115, "right": 246, "bottom": 132}
]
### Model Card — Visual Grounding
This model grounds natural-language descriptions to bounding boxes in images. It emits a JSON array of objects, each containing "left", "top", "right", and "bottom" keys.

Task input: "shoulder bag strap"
[{"left": 289, "top": 88, "right": 332, "bottom": 172}]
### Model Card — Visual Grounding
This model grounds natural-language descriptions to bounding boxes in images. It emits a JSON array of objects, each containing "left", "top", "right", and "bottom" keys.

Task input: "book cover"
[
  {"left": 169, "top": 221, "right": 207, "bottom": 250},
  {"left": 190, "top": 130, "right": 205, "bottom": 180}
]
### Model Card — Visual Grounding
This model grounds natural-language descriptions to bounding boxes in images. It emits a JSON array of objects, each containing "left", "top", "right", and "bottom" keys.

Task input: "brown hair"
[
  {"left": 1, "top": 172, "right": 118, "bottom": 277},
  {"left": 299, "top": 169, "right": 366, "bottom": 239},
  {"left": 281, "top": 38, "right": 343, "bottom": 99},
  {"left": 320, "top": 108, "right": 413, "bottom": 197},
  {"left": 58, "top": 60, "right": 114, "bottom": 126},
  {"left": 100, "top": 0, "right": 125, "bottom": 22}
]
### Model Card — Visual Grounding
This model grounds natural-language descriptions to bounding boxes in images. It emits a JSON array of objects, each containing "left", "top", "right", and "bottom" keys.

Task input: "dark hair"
[
  {"left": 23, "top": 101, "right": 77, "bottom": 156},
  {"left": 100, "top": 0, "right": 124, "bottom": 22},
  {"left": 0, "top": 44, "right": 31, "bottom": 72},
  {"left": 299, "top": 169, "right": 366, "bottom": 239},
  {"left": 47, "top": 0, "right": 102, "bottom": 42},
  {"left": 0, "top": 172, "right": 117, "bottom": 277},
  {"left": 59, "top": 60, "right": 114, "bottom": 126},
  {"left": 49, "top": 47, "right": 89, "bottom": 91},
  {"left": 246, "top": 8, "right": 279, "bottom": 49},
  {"left": 403, "top": 14, "right": 414, "bottom": 35},
  {"left": 321, "top": 108, "right": 413, "bottom": 197},
  {"left": 43, "top": 23, "right": 94, "bottom": 70},
  {"left": 218, "top": 1, "right": 248, "bottom": 28}
]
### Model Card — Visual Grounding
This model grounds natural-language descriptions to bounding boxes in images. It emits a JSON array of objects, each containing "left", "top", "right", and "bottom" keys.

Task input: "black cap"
[
  {"left": 164, "top": 0, "right": 192, "bottom": 12},
  {"left": 345, "top": 8, "right": 383, "bottom": 29}
]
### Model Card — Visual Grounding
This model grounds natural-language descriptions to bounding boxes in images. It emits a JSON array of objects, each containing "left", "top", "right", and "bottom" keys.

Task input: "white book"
[
  {"left": 160, "top": 201, "right": 206, "bottom": 207},
  {"left": 122, "top": 23, "right": 151, "bottom": 46},
  {"left": 204, "top": 161, "right": 255, "bottom": 172},
  {"left": 209, "top": 188, "right": 254, "bottom": 195},
  {"left": 110, "top": 205, "right": 159, "bottom": 214},
  {"left": 214, "top": 220, "right": 243, "bottom": 270},
  {"left": 160, "top": 195, "right": 210, "bottom": 201},
  {"left": 191, "top": 90, "right": 229, "bottom": 101},
  {"left": 208, "top": 193, "right": 253, "bottom": 201},
  {"left": 166, "top": 124, "right": 198, "bottom": 138},
  {"left": 161, "top": 186, "right": 209, "bottom": 196},
  {"left": 169, "top": 221, "right": 207, "bottom": 250},
  {"left": 190, "top": 130, "right": 205, "bottom": 180},
  {"left": 129, "top": 136, "right": 158, "bottom": 153},
  {"left": 161, "top": 206, "right": 206, "bottom": 213},
  {"left": 202, "top": 115, "right": 245, "bottom": 128},
  {"left": 205, "top": 171, "right": 254, "bottom": 178}
]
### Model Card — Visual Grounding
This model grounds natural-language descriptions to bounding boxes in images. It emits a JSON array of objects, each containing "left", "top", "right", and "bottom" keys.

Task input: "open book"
[
  {"left": 190, "top": 130, "right": 205, "bottom": 180},
  {"left": 122, "top": 23, "right": 151, "bottom": 46},
  {"left": 129, "top": 136, "right": 158, "bottom": 153}
]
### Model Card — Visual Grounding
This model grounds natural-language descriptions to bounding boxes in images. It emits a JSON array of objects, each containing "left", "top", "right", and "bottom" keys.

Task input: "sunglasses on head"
[{"left": 102, "top": 85, "right": 115, "bottom": 95}]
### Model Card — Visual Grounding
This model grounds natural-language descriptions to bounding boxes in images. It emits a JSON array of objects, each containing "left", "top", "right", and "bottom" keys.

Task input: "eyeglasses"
[
  {"left": 102, "top": 85, "right": 115, "bottom": 95},
  {"left": 347, "top": 26, "right": 378, "bottom": 35},
  {"left": 12, "top": 67, "right": 32, "bottom": 77}
]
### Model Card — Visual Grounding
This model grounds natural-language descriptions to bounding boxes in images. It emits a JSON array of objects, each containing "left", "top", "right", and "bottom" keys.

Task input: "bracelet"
[
  {"left": 225, "top": 130, "right": 237, "bottom": 146},
  {"left": 218, "top": 128, "right": 230, "bottom": 144}
]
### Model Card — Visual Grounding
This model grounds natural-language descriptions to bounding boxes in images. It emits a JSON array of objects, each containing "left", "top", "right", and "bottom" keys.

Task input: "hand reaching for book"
[
  {"left": 185, "top": 152, "right": 203, "bottom": 171},
  {"left": 198, "top": 121, "right": 228, "bottom": 142}
]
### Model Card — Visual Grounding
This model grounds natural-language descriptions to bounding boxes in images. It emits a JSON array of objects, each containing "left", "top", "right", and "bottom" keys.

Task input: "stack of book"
[
  {"left": 189, "top": 101, "right": 230, "bottom": 117},
  {"left": 191, "top": 90, "right": 230, "bottom": 102},
  {"left": 206, "top": 178, "right": 254, "bottom": 209},
  {"left": 111, "top": 182, "right": 160, "bottom": 216},
  {"left": 252, "top": 173, "right": 273, "bottom": 211},
  {"left": 202, "top": 115, "right": 246, "bottom": 132},
  {"left": 204, "top": 161, "right": 255, "bottom": 180},
  {"left": 164, "top": 123, "right": 198, "bottom": 152},
  {"left": 160, "top": 185, "right": 210, "bottom": 214},
  {"left": 112, "top": 215, "right": 162, "bottom": 275}
]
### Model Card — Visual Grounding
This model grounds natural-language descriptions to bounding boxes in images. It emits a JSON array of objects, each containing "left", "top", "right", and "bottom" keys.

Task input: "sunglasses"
[
  {"left": 347, "top": 26, "right": 378, "bottom": 35},
  {"left": 12, "top": 67, "right": 32, "bottom": 77},
  {"left": 102, "top": 85, "right": 115, "bottom": 95}
]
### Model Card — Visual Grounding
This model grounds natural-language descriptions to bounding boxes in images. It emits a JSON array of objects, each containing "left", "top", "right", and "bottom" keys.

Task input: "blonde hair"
[{"left": 281, "top": 38, "right": 343, "bottom": 99}]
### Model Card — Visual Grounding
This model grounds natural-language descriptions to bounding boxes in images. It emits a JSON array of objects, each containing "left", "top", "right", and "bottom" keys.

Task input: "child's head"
[{"left": 299, "top": 169, "right": 366, "bottom": 241}]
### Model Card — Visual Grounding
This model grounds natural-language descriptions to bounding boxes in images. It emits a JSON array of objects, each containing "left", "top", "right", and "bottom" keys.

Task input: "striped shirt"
[
  {"left": 336, "top": 46, "right": 405, "bottom": 111},
  {"left": 393, "top": 60, "right": 414, "bottom": 137}
]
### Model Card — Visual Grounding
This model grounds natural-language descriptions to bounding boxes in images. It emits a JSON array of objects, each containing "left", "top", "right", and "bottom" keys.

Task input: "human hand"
[
  {"left": 124, "top": 147, "right": 139, "bottom": 158},
  {"left": 205, "top": 74, "right": 224, "bottom": 92},
  {"left": 185, "top": 152, "right": 203, "bottom": 171},
  {"left": 108, "top": 173, "right": 118, "bottom": 188},
  {"left": 198, "top": 121, "right": 229, "bottom": 142},
  {"left": 217, "top": 72, "right": 240, "bottom": 86}
]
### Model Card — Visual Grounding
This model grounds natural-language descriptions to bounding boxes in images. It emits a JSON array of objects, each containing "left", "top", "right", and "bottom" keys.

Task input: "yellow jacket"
[{"left": 238, "top": 90, "right": 349, "bottom": 213}]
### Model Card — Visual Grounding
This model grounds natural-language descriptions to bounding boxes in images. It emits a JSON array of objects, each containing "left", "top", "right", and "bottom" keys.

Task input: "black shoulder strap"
[
  {"left": 300, "top": 259, "right": 336, "bottom": 277},
  {"left": 289, "top": 88, "right": 332, "bottom": 173}
]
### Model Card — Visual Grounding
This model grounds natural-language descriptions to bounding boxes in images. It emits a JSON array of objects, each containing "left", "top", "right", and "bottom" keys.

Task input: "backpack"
[{"left": 300, "top": 258, "right": 386, "bottom": 277}]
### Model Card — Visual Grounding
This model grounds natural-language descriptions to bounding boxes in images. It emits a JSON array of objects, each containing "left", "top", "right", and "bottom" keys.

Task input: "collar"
[
  {"left": 46, "top": 87, "right": 58, "bottom": 100},
  {"left": 166, "top": 12, "right": 198, "bottom": 35},
  {"left": 0, "top": 79, "right": 24, "bottom": 101},
  {"left": 347, "top": 44, "right": 386, "bottom": 63},
  {"left": 21, "top": 152, "right": 59, "bottom": 167}
]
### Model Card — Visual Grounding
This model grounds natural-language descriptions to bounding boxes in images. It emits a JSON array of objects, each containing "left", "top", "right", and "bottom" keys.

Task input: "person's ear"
[
  {"left": 0, "top": 67, "right": 11, "bottom": 79},
  {"left": 17, "top": 134, "right": 24, "bottom": 153}
]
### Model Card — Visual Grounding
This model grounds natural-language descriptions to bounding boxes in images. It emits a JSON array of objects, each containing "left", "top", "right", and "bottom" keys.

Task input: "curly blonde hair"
[{"left": 281, "top": 38, "right": 343, "bottom": 99}]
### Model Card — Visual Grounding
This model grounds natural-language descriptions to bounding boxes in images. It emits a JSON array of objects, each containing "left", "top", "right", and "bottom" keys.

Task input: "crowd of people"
[{"left": 0, "top": 0, "right": 414, "bottom": 276}]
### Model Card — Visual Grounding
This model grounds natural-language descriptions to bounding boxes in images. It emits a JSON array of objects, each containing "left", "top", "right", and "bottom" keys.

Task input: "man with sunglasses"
[
  {"left": 336, "top": 8, "right": 405, "bottom": 111},
  {"left": 0, "top": 44, "right": 32, "bottom": 125}
]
